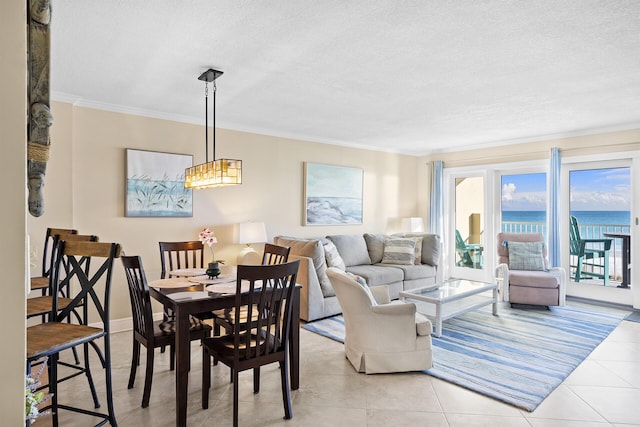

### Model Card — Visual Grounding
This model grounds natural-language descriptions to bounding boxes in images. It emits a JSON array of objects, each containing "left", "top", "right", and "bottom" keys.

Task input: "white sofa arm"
[
  {"left": 495, "top": 263, "right": 510, "bottom": 302},
  {"left": 367, "top": 302, "right": 424, "bottom": 351},
  {"left": 371, "top": 300, "right": 416, "bottom": 316},
  {"left": 548, "top": 267, "right": 567, "bottom": 306}
]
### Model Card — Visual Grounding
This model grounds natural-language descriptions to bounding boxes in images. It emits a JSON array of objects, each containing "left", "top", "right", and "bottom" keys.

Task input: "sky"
[{"left": 501, "top": 168, "right": 631, "bottom": 211}]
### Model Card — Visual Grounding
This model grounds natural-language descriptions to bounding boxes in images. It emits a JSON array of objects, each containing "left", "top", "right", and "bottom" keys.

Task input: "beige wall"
[
  {"left": 0, "top": 0, "right": 27, "bottom": 424},
  {"left": 422, "top": 128, "right": 640, "bottom": 167},
  {"left": 28, "top": 103, "right": 422, "bottom": 321}
]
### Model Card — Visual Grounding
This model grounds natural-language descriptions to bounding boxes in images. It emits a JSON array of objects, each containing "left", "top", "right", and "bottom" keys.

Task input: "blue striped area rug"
[{"left": 302, "top": 304, "right": 626, "bottom": 411}]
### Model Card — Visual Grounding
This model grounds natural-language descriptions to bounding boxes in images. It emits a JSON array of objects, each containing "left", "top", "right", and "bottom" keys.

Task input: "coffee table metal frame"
[{"left": 399, "top": 279, "right": 499, "bottom": 337}]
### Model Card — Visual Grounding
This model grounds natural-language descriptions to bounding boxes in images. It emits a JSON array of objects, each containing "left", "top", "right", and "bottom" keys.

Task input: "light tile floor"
[{"left": 37, "top": 314, "right": 640, "bottom": 426}]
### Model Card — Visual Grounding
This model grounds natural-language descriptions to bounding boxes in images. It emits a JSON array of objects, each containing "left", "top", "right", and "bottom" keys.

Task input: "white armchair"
[{"left": 326, "top": 268, "right": 433, "bottom": 374}]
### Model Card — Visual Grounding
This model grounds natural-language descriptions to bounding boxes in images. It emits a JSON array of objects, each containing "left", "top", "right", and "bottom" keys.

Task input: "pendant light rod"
[
  {"left": 205, "top": 82, "right": 209, "bottom": 163},
  {"left": 213, "top": 79, "right": 216, "bottom": 161},
  {"left": 198, "top": 68, "right": 223, "bottom": 163}
]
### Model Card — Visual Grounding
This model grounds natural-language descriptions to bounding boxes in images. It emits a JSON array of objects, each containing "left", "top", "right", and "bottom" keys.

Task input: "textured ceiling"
[{"left": 51, "top": 0, "right": 640, "bottom": 155}]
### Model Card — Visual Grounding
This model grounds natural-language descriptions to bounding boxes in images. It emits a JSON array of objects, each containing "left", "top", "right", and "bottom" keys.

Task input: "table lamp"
[
  {"left": 402, "top": 217, "right": 424, "bottom": 233},
  {"left": 237, "top": 222, "right": 268, "bottom": 265}
]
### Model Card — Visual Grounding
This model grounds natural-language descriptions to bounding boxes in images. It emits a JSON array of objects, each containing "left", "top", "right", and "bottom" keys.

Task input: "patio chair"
[
  {"left": 569, "top": 216, "right": 612, "bottom": 286},
  {"left": 455, "top": 229, "right": 483, "bottom": 268}
]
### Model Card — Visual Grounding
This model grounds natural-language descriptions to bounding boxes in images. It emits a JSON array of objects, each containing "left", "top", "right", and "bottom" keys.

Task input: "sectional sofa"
[{"left": 274, "top": 233, "right": 441, "bottom": 321}]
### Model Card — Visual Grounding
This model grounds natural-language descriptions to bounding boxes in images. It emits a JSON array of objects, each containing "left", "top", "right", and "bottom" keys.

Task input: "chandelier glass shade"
[{"left": 185, "top": 68, "right": 242, "bottom": 189}]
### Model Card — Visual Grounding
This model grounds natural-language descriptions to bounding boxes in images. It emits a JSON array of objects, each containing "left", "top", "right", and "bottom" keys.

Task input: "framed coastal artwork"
[
  {"left": 304, "top": 162, "right": 363, "bottom": 225},
  {"left": 125, "top": 149, "right": 193, "bottom": 217}
]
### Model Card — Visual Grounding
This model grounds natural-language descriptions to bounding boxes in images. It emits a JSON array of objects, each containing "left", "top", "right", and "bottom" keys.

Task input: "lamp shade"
[
  {"left": 238, "top": 222, "right": 267, "bottom": 244},
  {"left": 402, "top": 217, "right": 424, "bottom": 233}
]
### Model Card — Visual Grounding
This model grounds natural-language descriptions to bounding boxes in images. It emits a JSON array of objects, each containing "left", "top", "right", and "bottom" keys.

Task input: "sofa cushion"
[
  {"left": 323, "top": 240, "right": 346, "bottom": 271},
  {"left": 386, "top": 263, "right": 437, "bottom": 281},
  {"left": 508, "top": 270, "right": 559, "bottom": 289},
  {"left": 327, "top": 234, "right": 372, "bottom": 267},
  {"left": 507, "top": 241, "right": 545, "bottom": 271},
  {"left": 363, "top": 233, "right": 386, "bottom": 264},
  {"left": 381, "top": 237, "right": 416, "bottom": 265},
  {"left": 346, "top": 264, "right": 404, "bottom": 286},
  {"left": 401, "top": 233, "right": 441, "bottom": 266},
  {"left": 274, "top": 236, "right": 335, "bottom": 297}
]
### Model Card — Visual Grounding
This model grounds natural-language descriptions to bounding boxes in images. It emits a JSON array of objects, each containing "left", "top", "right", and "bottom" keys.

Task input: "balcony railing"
[{"left": 501, "top": 221, "right": 630, "bottom": 284}]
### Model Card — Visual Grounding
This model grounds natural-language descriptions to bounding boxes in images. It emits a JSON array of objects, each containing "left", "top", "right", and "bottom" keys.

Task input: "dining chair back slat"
[
  {"left": 261, "top": 243, "right": 291, "bottom": 266},
  {"left": 159, "top": 241, "right": 204, "bottom": 278}
]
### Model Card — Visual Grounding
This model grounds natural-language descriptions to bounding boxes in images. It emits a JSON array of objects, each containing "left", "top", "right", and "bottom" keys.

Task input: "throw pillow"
[
  {"left": 323, "top": 240, "right": 346, "bottom": 271},
  {"left": 274, "top": 236, "right": 335, "bottom": 297},
  {"left": 507, "top": 241, "right": 546, "bottom": 271},
  {"left": 363, "top": 233, "right": 386, "bottom": 264},
  {"left": 326, "top": 235, "right": 372, "bottom": 266},
  {"left": 410, "top": 236, "right": 423, "bottom": 265},
  {"left": 404, "top": 232, "right": 441, "bottom": 266},
  {"left": 381, "top": 237, "right": 417, "bottom": 265},
  {"left": 329, "top": 267, "right": 376, "bottom": 306}
]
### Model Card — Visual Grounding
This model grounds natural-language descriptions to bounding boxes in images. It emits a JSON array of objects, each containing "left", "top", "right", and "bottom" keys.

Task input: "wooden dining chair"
[
  {"left": 212, "top": 243, "right": 291, "bottom": 335},
  {"left": 159, "top": 241, "right": 205, "bottom": 278},
  {"left": 121, "top": 255, "right": 212, "bottom": 407},
  {"left": 158, "top": 240, "right": 206, "bottom": 353},
  {"left": 29, "top": 227, "right": 78, "bottom": 295},
  {"left": 26, "top": 240, "right": 121, "bottom": 427},
  {"left": 27, "top": 233, "right": 98, "bottom": 320},
  {"left": 201, "top": 260, "right": 300, "bottom": 427}
]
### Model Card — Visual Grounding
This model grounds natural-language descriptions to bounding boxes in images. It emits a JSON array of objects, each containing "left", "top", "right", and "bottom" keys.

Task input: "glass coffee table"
[{"left": 399, "top": 279, "right": 499, "bottom": 337}]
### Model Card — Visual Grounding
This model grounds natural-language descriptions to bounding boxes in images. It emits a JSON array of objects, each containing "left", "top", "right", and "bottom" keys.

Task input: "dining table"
[{"left": 149, "top": 271, "right": 301, "bottom": 427}]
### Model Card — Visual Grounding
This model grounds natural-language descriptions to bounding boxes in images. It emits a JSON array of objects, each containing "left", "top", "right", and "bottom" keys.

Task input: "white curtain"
[{"left": 548, "top": 147, "right": 561, "bottom": 267}]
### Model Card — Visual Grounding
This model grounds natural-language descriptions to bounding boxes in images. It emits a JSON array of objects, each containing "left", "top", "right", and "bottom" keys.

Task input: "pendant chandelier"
[{"left": 185, "top": 68, "right": 242, "bottom": 189}]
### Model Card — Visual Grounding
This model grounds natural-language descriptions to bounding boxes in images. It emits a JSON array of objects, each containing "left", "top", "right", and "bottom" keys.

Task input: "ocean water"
[
  {"left": 502, "top": 210, "right": 630, "bottom": 227},
  {"left": 502, "top": 210, "right": 630, "bottom": 240}
]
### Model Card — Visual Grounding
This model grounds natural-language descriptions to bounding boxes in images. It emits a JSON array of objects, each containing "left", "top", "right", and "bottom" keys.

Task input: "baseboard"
[
  {"left": 566, "top": 295, "right": 633, "bottom": 311},
  {"left": 89, "top": 312, "right": 165, "bottom": 334}
]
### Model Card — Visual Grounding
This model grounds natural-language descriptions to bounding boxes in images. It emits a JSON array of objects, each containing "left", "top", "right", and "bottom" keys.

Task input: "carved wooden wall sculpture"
[{"left": 27, "top": 0, "right": 52, "bottom": 217}]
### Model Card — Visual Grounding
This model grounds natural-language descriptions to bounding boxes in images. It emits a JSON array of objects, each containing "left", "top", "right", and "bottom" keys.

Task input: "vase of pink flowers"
[{"left": 198, "top": 228, "right": 224, "bottom": 278}]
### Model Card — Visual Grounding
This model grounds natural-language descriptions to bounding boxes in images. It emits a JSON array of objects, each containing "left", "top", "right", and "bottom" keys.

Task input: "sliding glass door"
[
  {"left": 567, "top": 163, "right": 631, "bottom": 290},
  {"left": 500, "top": 173, "right": 547, "bottom": 236},
  {"left": 561, "top": 156, "right": 637, "bottom": 306},
  {"left": 446, "top": 171, "right": 490, "bottom": 281}
]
